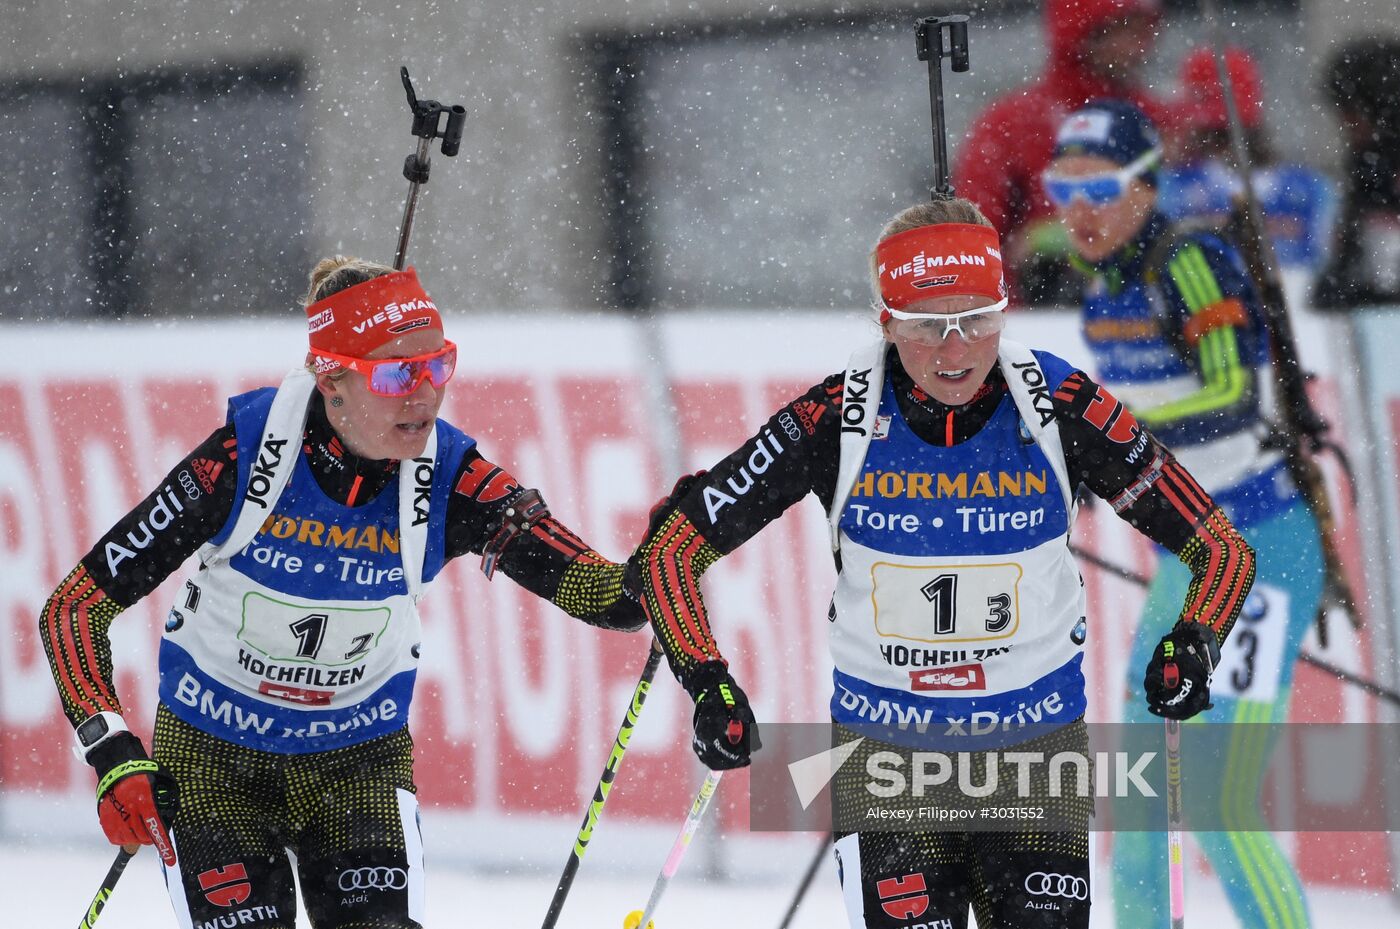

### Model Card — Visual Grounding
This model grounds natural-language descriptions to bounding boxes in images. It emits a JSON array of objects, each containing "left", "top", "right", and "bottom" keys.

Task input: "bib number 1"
[
  {"left": 920, "top": 574, "right": 1013, "bottom": 634},
  {"left": 289, "top": 613, "right": 327, "bottom": 659}
]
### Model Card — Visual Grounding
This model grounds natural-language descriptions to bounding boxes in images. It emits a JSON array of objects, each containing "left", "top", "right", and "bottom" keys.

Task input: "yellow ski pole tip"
[{"left": 623, "top": 910, "right": 654, "bottom": 929}]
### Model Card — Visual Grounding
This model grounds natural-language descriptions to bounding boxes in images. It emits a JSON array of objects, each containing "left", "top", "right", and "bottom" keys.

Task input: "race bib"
[
  {"left": 239, "top": 596, "right": 394, "bottom": 674},
  {"left": 1213, "top": 583, "right": 1289, "bottom": 702},
  {"left": 871, "top": 561, "right": 1023, "bottom": 645}
]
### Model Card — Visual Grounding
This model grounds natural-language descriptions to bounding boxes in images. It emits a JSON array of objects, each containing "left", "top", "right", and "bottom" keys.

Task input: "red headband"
[
  {"left": 875, "top": 223, "right": 1007, "bottom": 315},
  {"left": 306, "top": 268, "right": 443, "bottom": 361}
]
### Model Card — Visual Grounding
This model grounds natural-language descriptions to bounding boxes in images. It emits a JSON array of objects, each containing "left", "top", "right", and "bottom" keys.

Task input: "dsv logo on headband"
[
  {"left": 1023, "top": 871, "right": 1088, "bottom": 900},
  {"left": 337, "top": 867, "right": 408, "bottom": 892}
]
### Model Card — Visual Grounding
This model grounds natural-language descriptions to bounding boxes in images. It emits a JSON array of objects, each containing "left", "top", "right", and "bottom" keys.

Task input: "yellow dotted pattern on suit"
[
  {"left": 40, "top": 564, "right": 126, "bottom": 725},
  {"left": 152, "top": 705, "right": 416, "bottom": 864},
  {"left": 555, "top": 559, "right": 625, "bottom": 617}
]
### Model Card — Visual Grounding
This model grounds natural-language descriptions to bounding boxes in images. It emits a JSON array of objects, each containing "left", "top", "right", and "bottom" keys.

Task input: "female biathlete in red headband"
[
  {"left": 41, "top": 258, "right": 645, "bottom": 928},
  {"left": 630, "top": 199, "right": 1256, "bottom": 928}
]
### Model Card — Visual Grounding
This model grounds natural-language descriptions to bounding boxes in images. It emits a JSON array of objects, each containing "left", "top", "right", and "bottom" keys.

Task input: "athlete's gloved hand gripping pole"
[
  {"left": 73, "top": 712, "right": 179, "bottom": 929},
  {"left": 682, "top": 660, "right": 760, "bottom": 769},
  {"left": 1145, "top": 621, "right": 1221, "bottom": 720},
  {"left": 392, "top": 66, "right": 465, "bottom": 270}
]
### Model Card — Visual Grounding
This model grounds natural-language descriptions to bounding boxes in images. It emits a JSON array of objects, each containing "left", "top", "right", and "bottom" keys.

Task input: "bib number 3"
[{"left": 1213, "top": 583, "right": 1289, "bottom": 702}]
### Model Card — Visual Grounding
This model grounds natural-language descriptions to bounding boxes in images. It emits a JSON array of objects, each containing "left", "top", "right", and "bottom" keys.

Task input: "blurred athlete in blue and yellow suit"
[{"left": 1046, "top": 99, "right": 1321, "bottom": 929}]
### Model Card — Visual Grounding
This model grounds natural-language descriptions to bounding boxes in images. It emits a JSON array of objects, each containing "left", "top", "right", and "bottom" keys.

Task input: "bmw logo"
[
  {"left": 1071, "top": 617, "right": 1087, "bottom": 645},
  {"left": 1242, "top": 591, "right": 1267, "bottom": 622}
]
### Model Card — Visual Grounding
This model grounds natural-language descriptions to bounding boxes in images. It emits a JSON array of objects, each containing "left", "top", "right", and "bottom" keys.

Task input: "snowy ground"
[{"left": 13, "top": 842, "right": 1399, "bottom": 929}]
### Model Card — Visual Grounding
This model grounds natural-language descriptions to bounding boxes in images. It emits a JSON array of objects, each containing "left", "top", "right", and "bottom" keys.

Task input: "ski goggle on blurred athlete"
[
  {"left": 1041, "top": 149, "right": 1160, "bottom": 208},
  {"left": 305, "top": 267, "right": 457, "bottom": 397},
  {"left": 875, "top": 222, "right": 1009, "bottom": 344}
]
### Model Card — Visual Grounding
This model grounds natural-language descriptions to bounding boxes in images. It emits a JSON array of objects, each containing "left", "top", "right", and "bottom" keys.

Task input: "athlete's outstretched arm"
[
  {"left": 630, "top": 375, "right": 842, "bottom": 684},
  {"left": 1054, "top": 369, "right": 1256, "bottom": 646},
  {"left": 1055, "top": 369, "right": 1254, "bottom": 718},
  {"left": 40, "top": 426, "right": 239, "bottom": 726},
  {"left": 628, "top": 375, "right": 842, "bottom": 767},
  {"left": 443, "top": 450, "right": 646, "bottom": 632}
]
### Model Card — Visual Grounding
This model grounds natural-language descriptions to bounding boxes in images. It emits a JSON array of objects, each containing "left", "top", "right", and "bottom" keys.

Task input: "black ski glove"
[
  {"left": 1145, "top": 621, "right": 1221, "bottom": 720},
  {"left": 683, "top": 661, "right": 761, "bottom": 770}
]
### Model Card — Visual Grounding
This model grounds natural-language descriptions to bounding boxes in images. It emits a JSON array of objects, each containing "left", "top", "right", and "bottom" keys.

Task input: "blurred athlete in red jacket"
[{"left": 953, "top": 0, "right": 1174, "bottom": 304}]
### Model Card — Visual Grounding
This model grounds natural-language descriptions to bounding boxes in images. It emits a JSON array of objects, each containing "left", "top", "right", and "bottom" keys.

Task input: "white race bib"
[
  {"left": 1213, "top": 583, "right": 1289, "bottom": 702},
  {"left": 871, "top": 561, "right": 1023, "bottom": 645},
  {"left": 238, "top": 592, "right": 392, "bottom": 668}
]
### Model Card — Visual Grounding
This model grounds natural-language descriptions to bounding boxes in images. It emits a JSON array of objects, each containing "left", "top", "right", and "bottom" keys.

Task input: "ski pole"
[
  {"left": 76, "top": 846, "right": 136, "bottom": 929},
  {"left": 914, "top": 14, "right": 970, "bottom": 200},
  {"left": 624, "top": 766, "right": 726, "bottom": 929},
  {"left": 1297, "top": 652, "right": 1400, "bottom": 708},
  {"left": 1162, "top": 686, "right": 1187, "bottom": 929},
  {"left": 1069, "top": 542, "right": 1152, "bottom": 586},
  {"left": 393, "top": 67, "right": 466, "bottom": 270},
  {"left": 775, "top": 833, "right": 832, "bottom": 929},
  {"left": 540, "top": 637, "right": 666, "bottom": 929}
]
